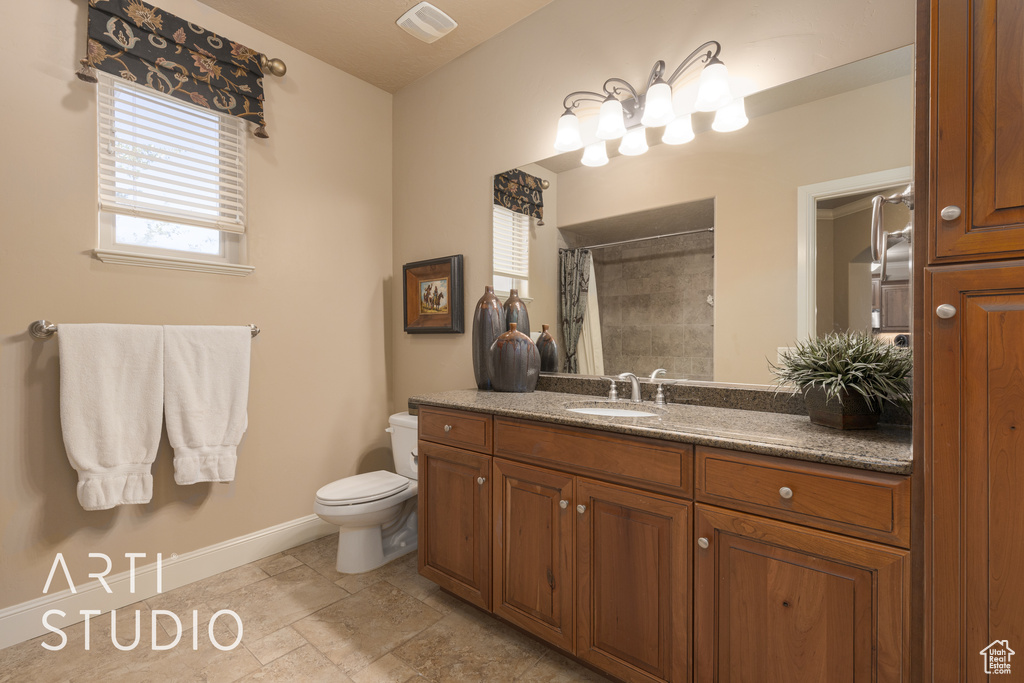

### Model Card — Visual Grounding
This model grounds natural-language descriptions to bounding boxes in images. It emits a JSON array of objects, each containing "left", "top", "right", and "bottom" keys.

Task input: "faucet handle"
[
  {"left": 652, "top": 378, "right": 679, "bottom": 406},
  {"left": 650, "top": 368, "right": 667, "bottom": 381},
  {"left": 600, "top": 377, "right": 619, "bottom": 401}
]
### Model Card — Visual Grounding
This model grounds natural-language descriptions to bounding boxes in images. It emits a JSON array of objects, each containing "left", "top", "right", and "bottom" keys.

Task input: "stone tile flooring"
[{"left": 0, "top": 535, "right": 611, "bottom": 682}]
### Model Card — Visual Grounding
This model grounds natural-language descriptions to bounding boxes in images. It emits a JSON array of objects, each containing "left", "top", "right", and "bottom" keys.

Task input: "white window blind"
[
  {"left": 97, "top": 74, "right": 247, "bottom": 234},
  {"left": 493, "top": 204, "right": 530, "bottom": 280}
]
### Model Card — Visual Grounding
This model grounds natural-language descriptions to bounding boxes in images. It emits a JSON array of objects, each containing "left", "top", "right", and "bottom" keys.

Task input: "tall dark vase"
[
  {"left": 536, "top": 324, "right": 558, "bottom": 373},
  {"left": 488, "top": 323, "right": 540, "bottom": 393},
  {"left": 472, "top": 286, "right": 506, "bottom": 390},
  {"left": 503, "top": 289, "right": 530, "bottom": 337}
]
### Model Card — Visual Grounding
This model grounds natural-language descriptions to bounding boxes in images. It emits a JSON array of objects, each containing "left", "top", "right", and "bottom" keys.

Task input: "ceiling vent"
[{"left": 396, "top": 2, "right": 458, "bottom": 44}]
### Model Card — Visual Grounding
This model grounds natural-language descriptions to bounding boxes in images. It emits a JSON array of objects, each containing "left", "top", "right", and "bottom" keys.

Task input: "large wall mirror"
[{"left": 498, "top": 45, "right": 914, "bottom": 387}]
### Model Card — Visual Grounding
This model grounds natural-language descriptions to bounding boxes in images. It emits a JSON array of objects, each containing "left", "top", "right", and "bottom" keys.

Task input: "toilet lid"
[{"left": 316, "top": 471, "right": 410, "bottom": 505}]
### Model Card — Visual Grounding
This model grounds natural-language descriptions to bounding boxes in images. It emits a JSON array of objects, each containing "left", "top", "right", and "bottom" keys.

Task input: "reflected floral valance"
[
  {"left": 79, "top": 0, "right": 269, "bottom": 137},
  {"left": 494, "top": 169, "right": 545, "bottom": 222}
]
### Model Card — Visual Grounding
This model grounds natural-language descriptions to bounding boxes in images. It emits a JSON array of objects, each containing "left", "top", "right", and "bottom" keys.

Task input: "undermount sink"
[{"left": 565, "top": 405, "right": 660, "bottom": 418}]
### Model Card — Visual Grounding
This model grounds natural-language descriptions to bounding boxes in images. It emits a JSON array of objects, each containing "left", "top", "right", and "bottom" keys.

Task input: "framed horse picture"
[{"left": 403, "top": 254, "right": 464, "bottom": 333}]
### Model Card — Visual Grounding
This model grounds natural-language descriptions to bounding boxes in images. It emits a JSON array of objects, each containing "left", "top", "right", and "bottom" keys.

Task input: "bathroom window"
[
  {"left": 492, "top": 204, "right": 530, "bottom": 298},
  {"left": 94, "top": 74, "right": 253, "bottom": 275}
]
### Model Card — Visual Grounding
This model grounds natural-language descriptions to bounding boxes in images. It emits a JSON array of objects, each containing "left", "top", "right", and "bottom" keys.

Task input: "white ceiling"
[{"left": 197, "top": 0, "right": 556, "bottom": 93}]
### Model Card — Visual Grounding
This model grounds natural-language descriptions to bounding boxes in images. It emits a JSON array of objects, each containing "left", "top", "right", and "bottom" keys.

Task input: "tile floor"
[{"left": 0, "top": 534, "right": 611, "bottom": 682}]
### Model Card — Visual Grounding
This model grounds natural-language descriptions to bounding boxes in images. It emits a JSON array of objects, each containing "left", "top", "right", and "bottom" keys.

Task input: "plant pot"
[{"left": 802, "top": 385, "right": 879, "bottom": 430}]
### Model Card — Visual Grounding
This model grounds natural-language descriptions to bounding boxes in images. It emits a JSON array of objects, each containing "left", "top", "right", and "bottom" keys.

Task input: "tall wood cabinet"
[{"left": 923, "top": 0, "right": 1024, "bottom": 678}]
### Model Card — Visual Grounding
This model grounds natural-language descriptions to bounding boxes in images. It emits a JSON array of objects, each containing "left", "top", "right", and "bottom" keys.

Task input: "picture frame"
[{"left": 403, "top": 254, "right": 464, "bottom": 334}]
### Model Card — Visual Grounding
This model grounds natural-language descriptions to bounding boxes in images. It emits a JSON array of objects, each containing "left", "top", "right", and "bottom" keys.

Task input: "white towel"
[
  {"left": 58, "top": 324, "right": 164, "bottom": 511},
  {"left": 164, "top": 326, "right": 251, "bottom": 485}
]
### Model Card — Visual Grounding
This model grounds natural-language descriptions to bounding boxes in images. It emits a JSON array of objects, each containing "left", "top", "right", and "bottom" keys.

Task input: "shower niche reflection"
[{"left": 558, "top": 199, "right": 715, "bottom": 379}]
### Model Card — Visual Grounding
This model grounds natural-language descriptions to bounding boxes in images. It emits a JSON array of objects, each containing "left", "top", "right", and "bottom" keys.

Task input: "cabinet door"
[
  {"left": 932, "top": 0, "right": 1024, "bottom": 261},
  {"left": 694, "top": 505, "right": 909, "bottom": 683},
  {"left": 576, "top": 479, "right": 690, "bottom": 683},
  {"left": 880, "top": 280, "right": 910, "bottom": 332},
  {"left": 927, "top": 264, "right": 1024, "bottom": 680},
  {"left": 418, "top": 440, "right": 491, "bottom": 610},
  {"left": 492, "top": 459, "right": 575, "bottom": 651}
]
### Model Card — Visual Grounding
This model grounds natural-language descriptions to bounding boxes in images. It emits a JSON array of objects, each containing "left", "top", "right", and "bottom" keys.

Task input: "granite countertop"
[{"left": 410, "top": 389, "right": 913, "bottom": 475}]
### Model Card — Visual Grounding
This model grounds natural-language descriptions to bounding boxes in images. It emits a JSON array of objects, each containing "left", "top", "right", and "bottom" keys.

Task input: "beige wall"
[
  {"left": 0, "top": 0, "right": 392, "bottom": 608},
  {"left": 392, "top": 0, "right": 915, "bottom": 406}
]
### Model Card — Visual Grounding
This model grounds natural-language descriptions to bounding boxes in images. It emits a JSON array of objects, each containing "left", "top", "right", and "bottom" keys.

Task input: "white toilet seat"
[{"left": 316, "top": 471, "right": 410, "bottom": 506}]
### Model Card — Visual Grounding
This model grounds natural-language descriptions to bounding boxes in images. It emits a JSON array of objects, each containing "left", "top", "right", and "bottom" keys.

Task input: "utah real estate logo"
[{"left": 980, "top": 640, "right": 1015, "bottom": 675}]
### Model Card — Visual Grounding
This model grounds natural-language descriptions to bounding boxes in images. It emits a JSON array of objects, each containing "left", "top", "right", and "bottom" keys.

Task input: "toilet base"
[{"left": 335, "top": 499, "right": 418, "bottom": 574}]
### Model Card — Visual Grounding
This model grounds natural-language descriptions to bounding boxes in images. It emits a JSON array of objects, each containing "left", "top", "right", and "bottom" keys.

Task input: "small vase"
[
  {"left": 503, "top": 289, "right": 530, "bottom": 337},
  {"left": 472, "top": 286, "right": 507, "bottom": 390},
  {"left": 802, "top": 385, "right": 879, "bottom": 430},
  {"left": 488, "top": 323, "right": 540, "bottom": 393},
  {"left": 536, "top": 324, "right": 558, "bottom": 373}
]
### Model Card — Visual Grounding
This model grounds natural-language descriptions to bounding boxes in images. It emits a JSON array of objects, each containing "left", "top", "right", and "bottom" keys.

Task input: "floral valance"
[
  {"left": 79, "top": 0, "right": 269, "bottom": 137},
  {"left": 494, "top": 169, "right": 545, "bottom": 221}
]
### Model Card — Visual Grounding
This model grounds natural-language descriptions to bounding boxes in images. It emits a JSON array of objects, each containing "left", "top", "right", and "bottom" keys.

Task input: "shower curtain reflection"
[
  {"left": 578, "top": 256, "right": 605, "bottom": 375},
  {"left": 558, "top": 248, "right": 591, "bottom": 373}
]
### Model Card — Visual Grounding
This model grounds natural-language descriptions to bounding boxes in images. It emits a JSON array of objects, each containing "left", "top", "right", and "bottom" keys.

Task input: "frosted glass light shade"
[
  {"left": 595, "top": 98, "right": 627, "bottom": 140},
  {"left": 640, "top": 81, "right": 675, "bottom": 127},
  {"left": 662, "top": 114, "right": 695, "bottom": 145},
  {"left": 554, "top": 111, "right": 584, "bottom": 151},
  {"left": 712, "top": 97, "right": 748, "bottom": 132},
  {"left": 581, "top": 141, "right": 609, "bottom": 167},
  {"left": 618, "top": 127, "right": 649, "bottom": 156},
  {"left": 694, "top": 61, "right": 733, "bottom": 112}
]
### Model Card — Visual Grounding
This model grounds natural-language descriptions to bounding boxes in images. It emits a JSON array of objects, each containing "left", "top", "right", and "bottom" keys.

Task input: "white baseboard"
[{"left": 0, "top": 514, "right": 335, "bottom": 651}]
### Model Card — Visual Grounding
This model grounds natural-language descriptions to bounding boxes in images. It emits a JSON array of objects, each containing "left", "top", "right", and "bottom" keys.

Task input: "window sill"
[{"left": 93, "top": 249, "right": 255, "bottom": 277}]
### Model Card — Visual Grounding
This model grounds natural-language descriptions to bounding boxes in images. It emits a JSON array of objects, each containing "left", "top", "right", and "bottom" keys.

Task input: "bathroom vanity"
[{"left": 412, "top": 390, "right": 912, "bottom": 682}]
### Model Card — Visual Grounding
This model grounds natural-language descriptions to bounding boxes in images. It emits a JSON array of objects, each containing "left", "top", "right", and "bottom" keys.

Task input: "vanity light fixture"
[{"left": 553, "top": 40, "right": 747, "bottom": 160}]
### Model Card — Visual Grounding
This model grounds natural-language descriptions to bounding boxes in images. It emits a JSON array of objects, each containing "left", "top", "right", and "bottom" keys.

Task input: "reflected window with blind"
[
  {"left": 95, "top": 73, "right": 248, "bottom": 268},
  {"left": 492, "top": 204, "right": 530, "bottom": 298}
]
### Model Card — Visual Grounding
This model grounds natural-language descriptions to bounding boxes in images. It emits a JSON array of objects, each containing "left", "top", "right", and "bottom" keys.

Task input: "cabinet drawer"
[
  {"left": 696, "top": 447, "right": 910, "bottom": 547},
  {"left": 495, "top": 417, "right": 693, "bottom": 498},
  {"left": 419, "top": 406, "right": 493, "bottom": 454}
]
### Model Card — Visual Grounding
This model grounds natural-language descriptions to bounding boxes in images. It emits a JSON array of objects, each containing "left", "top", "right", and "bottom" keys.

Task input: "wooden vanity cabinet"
[
  {"left": 694, "top": 506, "right": 910, "bottom": 682},
  {"left": 491, "top": 418, "right": 693, "bottom": 683},
  {"left": 417, "top": 407, "right": 493, "bottom": 610},
  {"left": 694, "top": 446, "right": 912, "bottom": 682},
  {"left": 576, "top": 478, "right": 689, "bottom": 683},
  {"left": 491, "top": 458, "right": 576, "bottom": 652}
]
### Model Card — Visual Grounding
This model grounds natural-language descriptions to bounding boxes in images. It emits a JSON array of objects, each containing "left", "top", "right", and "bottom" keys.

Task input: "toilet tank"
[{"left": 388, "top": 412, "right": 419, "bottom": 480}]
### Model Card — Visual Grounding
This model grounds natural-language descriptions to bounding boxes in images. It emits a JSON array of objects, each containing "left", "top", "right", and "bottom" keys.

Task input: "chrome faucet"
[
  {"left": 618, "top": 372, "right": 643, "bottom": 403},
  {"left": 649, "top": 368, "right": 679, "bottom": 407}
]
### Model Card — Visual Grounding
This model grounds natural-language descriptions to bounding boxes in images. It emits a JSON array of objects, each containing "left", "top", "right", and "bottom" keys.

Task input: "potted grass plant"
[{"left": 770, "top": 332, "right": 912, "bottom": 429}]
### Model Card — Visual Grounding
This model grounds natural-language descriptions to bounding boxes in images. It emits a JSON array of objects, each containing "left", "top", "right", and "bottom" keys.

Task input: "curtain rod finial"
[{"left": 259, "top": 54, "right": 287, "bottom": 77}]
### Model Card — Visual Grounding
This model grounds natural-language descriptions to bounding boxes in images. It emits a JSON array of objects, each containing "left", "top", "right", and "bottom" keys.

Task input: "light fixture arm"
[
  {"left": 645, "top": 60, "right": 668, "bottom": 89},
  {"left": 602, "top": 77, "right": 641, "bottom": 105},
  {"left": 665, "top": 40, "right": 722, "bottom": 86},
  {"left": 562, "top": 90, "right": 609, "bottom": 112}
]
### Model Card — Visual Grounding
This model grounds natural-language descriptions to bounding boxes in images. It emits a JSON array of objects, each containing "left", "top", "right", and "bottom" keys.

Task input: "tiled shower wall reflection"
[{"left": 592, "top": 231, "right": 714, "bottom": 380}]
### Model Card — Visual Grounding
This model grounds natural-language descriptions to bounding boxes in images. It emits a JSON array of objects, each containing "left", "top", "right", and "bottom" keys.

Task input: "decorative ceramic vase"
[
  {"left": 802, "top": 385, "right": 879, "bottom": 430},
  {"left": 472, "top": 286, "right": 507, "bottom": 390},
  {"left": 503, "top": 289, "right": 530, "bottom": 337},
  {"left": 488, "top": 323, "right": 540, "bottom": 393},
  {"left": 536, "top": 324, "right": 558, "bottom": 373}
]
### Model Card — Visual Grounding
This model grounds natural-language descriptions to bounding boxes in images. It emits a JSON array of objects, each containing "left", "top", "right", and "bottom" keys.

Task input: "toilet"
[{"left": 314, "top": 412, "right": 419, "bottom": 574}]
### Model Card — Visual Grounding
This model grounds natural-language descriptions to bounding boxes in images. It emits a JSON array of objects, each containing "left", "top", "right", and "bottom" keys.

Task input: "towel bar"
[{"left": 29, "top": 320, "right": 260, "bottom": 340}]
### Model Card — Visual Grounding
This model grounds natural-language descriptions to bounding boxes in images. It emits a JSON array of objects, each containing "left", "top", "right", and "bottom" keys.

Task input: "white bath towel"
[
  {"left": 58, "top": 324, "right": 164, "bottom": 511},
  {"left": 164, "top": 326, "right": 251, "bottom": 485}
]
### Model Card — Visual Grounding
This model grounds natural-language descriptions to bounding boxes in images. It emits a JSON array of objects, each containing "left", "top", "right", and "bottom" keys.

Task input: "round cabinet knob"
[
  {"left": 936, "top": 304, "right": 957, "bottom": 319},
  {"left": 697, "top": 537, "right": 710, "bottom": 549},
  {"left": 940, "top": 205, "right": 962, "bottom": 220},
  {"left": 559, "top": 499, "right": 569, "bottom": 509},
  {"left": 577, "top": 504, "right": 587, "bottom": 514},
  {"left": 779, "top": 486, "right": 794, "bottom": 500},
  {"left": 477, "top": 476, "right": 486, "bottom": 485},
  {"left": 443, "top": 424, "right": 452, "bottom": 433}
]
